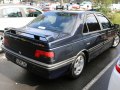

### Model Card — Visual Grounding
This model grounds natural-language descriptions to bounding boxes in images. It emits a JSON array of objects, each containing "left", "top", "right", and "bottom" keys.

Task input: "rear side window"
[
  {"left": 96, "top": 14, "right": 112, "bottom": 29},
  {"left": 2, "top": 8, "right": 22, "bottom": 17},
  {"left": 85, "top": 14, "right": 101, "bottom": 32},
  {"left": 24, "top": 8, "right": 42, "bottom": 17}
]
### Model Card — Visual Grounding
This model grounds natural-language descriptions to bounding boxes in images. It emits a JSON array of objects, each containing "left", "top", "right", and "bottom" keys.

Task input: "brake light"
[
  {"left": 34, "top": 50, "right": 54, "bottom": 58},
  {"left": 116, "top": 60, "right": 120, "bottom": 73}
]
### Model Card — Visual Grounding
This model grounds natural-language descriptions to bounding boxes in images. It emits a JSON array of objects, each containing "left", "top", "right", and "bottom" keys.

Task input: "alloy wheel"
[
  {"left": 73, "top": 55, "right": 84, "bottom": 76},
  {"left": 113, "top": 35, "right": 119, "bottom": 47}
]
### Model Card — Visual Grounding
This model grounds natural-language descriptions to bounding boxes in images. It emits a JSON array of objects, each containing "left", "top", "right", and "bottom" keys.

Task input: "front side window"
[
  {"left": 85, "top": 14, "right": 101, "bottom": 32},
  {"left": 2, "top": 8, "right": 22, "bottom": 17},
  {"left": 24, "top": 8, "right": 42, "bottom": 17},
  {"left": 96, "top": 14, "right": 112, "bottom": 29},
  {"left": 27, "top": 12, "right": 78, "bottom": 33}
]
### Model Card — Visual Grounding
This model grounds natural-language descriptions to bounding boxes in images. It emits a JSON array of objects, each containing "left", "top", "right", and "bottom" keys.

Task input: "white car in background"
[
  {"left": 109, "top": 4, "right": 120, "bottom": 11},
  {"left": 108, "top": 59, "right": 120, "bottom": 90},
  {"left": 0, "top": 4, "right": 43, "bottom": 52},
  {"left": 0, "top": 5, "right": 43, "bottom": 30},
  {"left": 80, "top": 1, "right": 92, "bottom": 10}
]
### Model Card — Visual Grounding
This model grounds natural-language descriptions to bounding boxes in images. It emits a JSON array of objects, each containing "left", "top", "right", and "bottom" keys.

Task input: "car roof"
[{"left": 48, "top": 10, "right": 100, "bottom": 15}]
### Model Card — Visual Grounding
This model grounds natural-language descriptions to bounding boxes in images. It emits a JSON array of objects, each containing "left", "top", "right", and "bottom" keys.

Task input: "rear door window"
[
  {"left": 86, "top": 14, "right": 101, "bottom": 32},
  {"left": 96, "top": 14, "right": 112, "bottom": 29},
  {"left": 2, "top": 8, "right": 22, "bottom": 17}
]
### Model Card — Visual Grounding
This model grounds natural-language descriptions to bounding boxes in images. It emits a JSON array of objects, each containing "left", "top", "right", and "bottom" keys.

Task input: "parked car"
[
  {"left": 108, "top": 59, "right": 120, "bottom": 90},
  {"left": 79, "top": 1, "right": 92, "bottom": 10},
  {"left": 2, "top": 11, "right": 120, "bottom": 79},
  {"left": 0, "top": 4, "right": 43, "bottom": 52}
]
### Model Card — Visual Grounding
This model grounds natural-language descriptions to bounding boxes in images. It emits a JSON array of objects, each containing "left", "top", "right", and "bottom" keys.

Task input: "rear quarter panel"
[{"left": 50, "top": 35, "right": 85, "bottom": 63}]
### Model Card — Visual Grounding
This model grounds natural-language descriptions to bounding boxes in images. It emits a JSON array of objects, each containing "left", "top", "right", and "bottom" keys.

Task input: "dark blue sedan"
[{"left": 2, "top": 11, "right": 120, "bottom": 79}]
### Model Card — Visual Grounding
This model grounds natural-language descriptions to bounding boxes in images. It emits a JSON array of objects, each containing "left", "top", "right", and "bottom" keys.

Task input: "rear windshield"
[{"left": 27, "top": 11, "right": 78, "bottom": 33}]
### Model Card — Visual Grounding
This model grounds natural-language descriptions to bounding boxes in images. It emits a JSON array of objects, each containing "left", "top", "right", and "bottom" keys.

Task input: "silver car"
[{"left": 108, "top": 59, "right": 120, "bottom": 90}]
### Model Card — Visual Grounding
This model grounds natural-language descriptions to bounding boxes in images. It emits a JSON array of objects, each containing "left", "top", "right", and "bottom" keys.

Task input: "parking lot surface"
[
  {"left": 89, "top": 63, "right": 116, "bottom": 90},
  {"left": 0, "top": 44, "right": 120, "bottom": 90}
]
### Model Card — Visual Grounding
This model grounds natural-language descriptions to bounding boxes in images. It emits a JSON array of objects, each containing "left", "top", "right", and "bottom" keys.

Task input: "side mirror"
[{"left": 113, "top": 24, "right": 120, "bottom": 29}]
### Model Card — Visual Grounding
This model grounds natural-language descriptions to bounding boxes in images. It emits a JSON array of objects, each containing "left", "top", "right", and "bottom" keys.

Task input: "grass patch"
[{"left": 109, "top": 12, "right": 120, "bottom": 24}]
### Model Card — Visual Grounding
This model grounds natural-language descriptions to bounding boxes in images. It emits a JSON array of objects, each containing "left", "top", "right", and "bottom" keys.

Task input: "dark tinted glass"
[
  {"left": 28, "top": 12, "right": 78, "bottom": 33},
  {"left": 83, "top": 24, "right": 88, "bottom": 33},
  {"left": 2, "top": 8, "right": 22, "bottom": 17},
  {"left": 97, "top": 14, "right": 111, "bottom": 29},
  {"left": 86, "top": 14, "right": 100, "bottom": 32},
  {"left": 24, "top": 8, "right": 42, "bottom": 17}
]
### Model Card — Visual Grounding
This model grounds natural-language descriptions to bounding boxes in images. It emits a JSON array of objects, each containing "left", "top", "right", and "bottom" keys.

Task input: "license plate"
[{"left": 16, "top": 59, "right": 27, "bottom": 68}]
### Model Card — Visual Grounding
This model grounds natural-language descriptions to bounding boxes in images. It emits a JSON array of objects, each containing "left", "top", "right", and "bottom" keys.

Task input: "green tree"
[{"left": 93, "top": 0, "right": 113, "bottom": 14}]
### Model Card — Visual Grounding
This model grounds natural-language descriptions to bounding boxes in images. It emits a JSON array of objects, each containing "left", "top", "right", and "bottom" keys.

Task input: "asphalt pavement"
[
  {"left": 89, "top": 63, "right": 116, "bottom": 90},
  {"left": 0, "top": 44, "right": 120, "bottom": 90}
]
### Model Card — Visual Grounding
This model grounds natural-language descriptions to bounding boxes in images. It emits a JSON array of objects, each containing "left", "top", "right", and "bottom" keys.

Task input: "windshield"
[{"left": 27, "top": 11, "right": 78, "bottom": 33}]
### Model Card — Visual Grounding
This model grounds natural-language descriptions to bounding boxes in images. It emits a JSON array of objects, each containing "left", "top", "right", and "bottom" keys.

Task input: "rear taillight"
[
  {"left": 34, "top": 50, "right": 54, "bottom": 58},
  {"left": 116, "top": 60, "right": 120, "bottom": 73}
]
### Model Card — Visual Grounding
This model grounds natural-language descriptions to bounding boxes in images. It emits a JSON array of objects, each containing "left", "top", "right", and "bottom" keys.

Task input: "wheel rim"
[
  {"left": 73, "top": 55, "right": 84, "bottom": 76},
  {"left": 113, "top": 35, "right": 119, "bottom": 47}
]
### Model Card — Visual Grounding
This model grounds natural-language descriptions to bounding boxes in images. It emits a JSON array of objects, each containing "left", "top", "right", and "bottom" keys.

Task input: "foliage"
[
  {"left": 109, "top": 13, "right": 120, "bottom": 24},
  {"left": 92, "top": 0, "right": 120, "bottom": 25},
  {"left": 93, "top": 0, "right": 112, "bottom": 14}
]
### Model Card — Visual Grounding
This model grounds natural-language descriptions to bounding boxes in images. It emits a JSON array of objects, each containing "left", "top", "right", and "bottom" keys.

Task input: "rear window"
[{"left": 27, "top": 12, "right": 78, "bottom": 33}]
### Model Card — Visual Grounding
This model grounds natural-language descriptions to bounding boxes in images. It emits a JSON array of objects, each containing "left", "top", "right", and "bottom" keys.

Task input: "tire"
[
  {"left": 112, "top": 35, "right": 120, "bottom": 48},
  {"left": 68, "top": 52, "right": 86, "bottom": 79}
]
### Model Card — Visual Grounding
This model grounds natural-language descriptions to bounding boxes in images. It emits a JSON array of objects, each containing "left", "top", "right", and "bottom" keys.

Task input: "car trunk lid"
[{"left": 4, "top": 28, "right": 58, "bottom": 64}]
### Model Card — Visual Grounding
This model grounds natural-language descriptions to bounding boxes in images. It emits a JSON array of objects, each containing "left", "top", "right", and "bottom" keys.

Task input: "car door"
[
  {"left": 82, "top": 13, "right": 105, "bottom": 59},
  {"left": 96, "top": 13, "right": 115, "bottom": 49}
]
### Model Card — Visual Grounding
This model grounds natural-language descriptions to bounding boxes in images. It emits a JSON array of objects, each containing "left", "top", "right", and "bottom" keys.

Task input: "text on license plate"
[{"left": 16, "top": 59, "right": 27, "bottom": 68}]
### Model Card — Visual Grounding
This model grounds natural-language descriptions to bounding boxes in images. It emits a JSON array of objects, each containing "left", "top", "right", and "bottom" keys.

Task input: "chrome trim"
[
  {"left": 2, "top": 46, "right": 75, "bottom": 71},
  {"left": 104, "top": 39, "right": 112, "bottom": 44},
  {"left": 88, "top": 39, "right": 112, "bottom": 52},
  {"left": 88, "top": 42, "right": 103, "bottom": 52},
  {"left": 83, "top": 30, "right": 102, "bottom": 35},
  {"left": 50, "top": 39, "right": 84, "bottom": 50}
]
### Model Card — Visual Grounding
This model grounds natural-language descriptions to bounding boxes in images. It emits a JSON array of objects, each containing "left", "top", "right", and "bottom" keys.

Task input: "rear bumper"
[{"left": 2, "top": 46, "right": 75, "bottom": 79}]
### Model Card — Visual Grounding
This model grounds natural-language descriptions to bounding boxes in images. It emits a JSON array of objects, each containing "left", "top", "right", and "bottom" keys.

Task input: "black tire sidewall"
[{"left": 69, "top": 52, "right": 86, "bottom": 79}]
